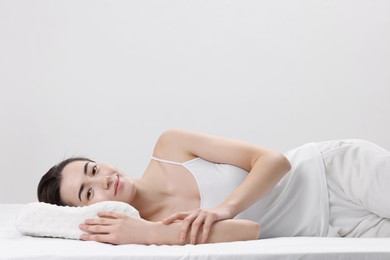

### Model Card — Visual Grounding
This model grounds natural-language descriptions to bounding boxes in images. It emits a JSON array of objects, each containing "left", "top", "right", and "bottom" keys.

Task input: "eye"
[
  {"left": 92, "top": 165, "right": 97, "bottom": 176},
  {"left": 87, "top": 188, "right": 93, "bottom": 200}
]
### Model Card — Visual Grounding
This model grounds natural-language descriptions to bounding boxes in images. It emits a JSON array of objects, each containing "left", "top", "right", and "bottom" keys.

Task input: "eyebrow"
[{"left": 78, "top": 162, "right": 90, "bottom": 202}]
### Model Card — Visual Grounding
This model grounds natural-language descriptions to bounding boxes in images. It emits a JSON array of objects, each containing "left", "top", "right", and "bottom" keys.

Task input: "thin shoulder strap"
[{"left": 151, "top": 156, "right": 184, "bottom": 166}]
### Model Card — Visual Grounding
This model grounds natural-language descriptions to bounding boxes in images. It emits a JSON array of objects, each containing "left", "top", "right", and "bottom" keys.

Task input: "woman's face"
[{"left": 59, "top": 160, "right": 136, "bottom": 207}]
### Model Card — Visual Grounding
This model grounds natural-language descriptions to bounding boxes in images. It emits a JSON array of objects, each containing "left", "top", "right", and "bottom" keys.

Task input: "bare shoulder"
[
  {"left": 152, "top": 128, "right": 196, "bottom": 163},
  {"left": 152, "top": 128, "right": 221, "bottom": 160}
]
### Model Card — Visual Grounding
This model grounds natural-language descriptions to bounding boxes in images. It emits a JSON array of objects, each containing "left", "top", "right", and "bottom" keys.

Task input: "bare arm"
[
  {"left": 155, "top": 129, "right": 291, "bottom": 243},
  {"left": 80, "top": 211, "right": 260, "bottom": 245},
  {"left": 150, "top": 219, "right": 260, "bottom": 245}
]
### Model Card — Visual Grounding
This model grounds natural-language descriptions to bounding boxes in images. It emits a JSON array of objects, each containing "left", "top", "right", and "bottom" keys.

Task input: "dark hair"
[{"left": 37, "top": 157, "right": 94, "bottom": 206}]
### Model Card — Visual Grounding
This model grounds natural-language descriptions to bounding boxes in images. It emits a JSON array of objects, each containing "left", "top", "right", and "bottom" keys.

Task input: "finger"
[
  {"left": 84, "top": 217, "right": 112, "bottom": 225},
  {"left": 179, "top": 212, "right": 199, "bottom": 243},
  {"left": 97, "top": 211, "right": 125, "bottom": 219},
  {"left": 201, "top": 214, "right": 217, "bottom": 243},
  {"left": 80, "top": 223, "right": 110, "bottom": 234},
  {"left": 80, "top": 233, "right": 117, "bottom": 244},
  {"left": 189, "top": 213, "right": 207, "bottom": 244},
  {"left": 162, "top": 212, "right": 190, "bottom": 224}
]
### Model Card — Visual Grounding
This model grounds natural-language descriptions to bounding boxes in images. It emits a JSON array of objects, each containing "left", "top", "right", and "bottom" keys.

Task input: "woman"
[{"left": 37, "top": 129, "right": 390, "bottom": 245}]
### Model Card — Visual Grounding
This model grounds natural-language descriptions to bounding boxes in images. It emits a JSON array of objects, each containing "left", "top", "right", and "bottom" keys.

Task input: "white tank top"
[{"left": 152, "top": 143, "right": 329, "bottom": 238}]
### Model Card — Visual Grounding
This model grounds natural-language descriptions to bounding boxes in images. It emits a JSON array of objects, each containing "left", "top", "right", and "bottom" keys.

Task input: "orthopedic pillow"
[{"left": 15, "top": 201, "right": 140, "bottom": 239}]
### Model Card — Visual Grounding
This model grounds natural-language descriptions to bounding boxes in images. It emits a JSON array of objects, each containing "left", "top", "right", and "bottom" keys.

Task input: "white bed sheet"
[{"left": 1, "top": 204, "right": 390, "bottom": 260}]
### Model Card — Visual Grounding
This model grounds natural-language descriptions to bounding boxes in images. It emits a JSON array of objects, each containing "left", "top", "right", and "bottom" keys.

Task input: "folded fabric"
[{"left": 15, "top": 201, "right": 140, "bottom": 240}]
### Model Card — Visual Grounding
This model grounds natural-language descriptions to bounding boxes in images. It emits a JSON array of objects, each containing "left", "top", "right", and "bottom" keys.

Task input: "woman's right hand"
[{"left": 80, "top": 211, "right": 154, "bottom": 245}]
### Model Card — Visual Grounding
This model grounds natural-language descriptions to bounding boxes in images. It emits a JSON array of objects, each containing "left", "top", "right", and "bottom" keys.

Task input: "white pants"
[{"left": 318, "top": 140, "right": 390, "bottom": 237}]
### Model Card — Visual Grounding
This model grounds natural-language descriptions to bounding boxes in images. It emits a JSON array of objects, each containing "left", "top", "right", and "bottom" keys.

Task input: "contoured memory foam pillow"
[{"left": 15, "top": 201, "right": 140, "bottom": 239}]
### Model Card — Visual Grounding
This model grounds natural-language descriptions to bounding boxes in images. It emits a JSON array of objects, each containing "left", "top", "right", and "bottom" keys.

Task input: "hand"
[
  {"left": 79, "top": 211, "right": 152, "bottom": 245},
  {"left": 162, "top": 207, "right": 233, "bottom": 244}
]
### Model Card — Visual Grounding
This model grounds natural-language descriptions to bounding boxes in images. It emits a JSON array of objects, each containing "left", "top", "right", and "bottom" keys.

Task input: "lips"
[{"left": 114, "top": 175, "right": 120, "bottom": 195}]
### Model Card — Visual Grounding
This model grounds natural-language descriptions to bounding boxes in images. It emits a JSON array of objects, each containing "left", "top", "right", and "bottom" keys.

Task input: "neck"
[{"left": 131, "top": 178, "right": 166, "bottom": 220}]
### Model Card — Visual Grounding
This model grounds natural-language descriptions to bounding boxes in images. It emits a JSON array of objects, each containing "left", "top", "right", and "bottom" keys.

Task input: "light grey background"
[{"left": 1, "top": 1, "right": 389, "bottom": 203}]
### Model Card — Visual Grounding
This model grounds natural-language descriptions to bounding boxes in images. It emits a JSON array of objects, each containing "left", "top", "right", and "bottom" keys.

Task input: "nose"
[{"left": 96, "top": 175, "right": 112, "bottom": 190}]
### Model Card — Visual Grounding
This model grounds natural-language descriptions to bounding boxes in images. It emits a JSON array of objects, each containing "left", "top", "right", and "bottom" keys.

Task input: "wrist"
[
  {"left": 147, "top": 221, "right": 159, "bottom": 245},
  {"left": 220, "top": 202, "right": 239, "bottom": 218}
]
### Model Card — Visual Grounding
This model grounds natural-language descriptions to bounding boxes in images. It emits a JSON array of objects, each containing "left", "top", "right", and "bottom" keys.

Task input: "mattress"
[{"left": 1, "top": 204, "right": 390, "bottom": 260}]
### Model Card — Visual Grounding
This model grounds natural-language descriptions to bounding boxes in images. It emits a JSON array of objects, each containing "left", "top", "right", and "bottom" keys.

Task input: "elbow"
[
  {"left": 280, "top": 153, "right": 291, "bottom": 173},
  {"left": 250, "top": 221, "right": 261, "bottom": 240},
  {"left": 242, "top": 220, "right": 261, "bottom": 241},
  {"left": 267, "top": 152, "right": 291, "bottom": 177},
  {"left": 270, "top": 153, "right": 291, "bottom": 184}
]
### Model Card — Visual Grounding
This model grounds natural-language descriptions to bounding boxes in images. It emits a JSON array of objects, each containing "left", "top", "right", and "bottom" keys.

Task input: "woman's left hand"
[{"left": 162, "top": 207, "right": 233, "bottom": 244}]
